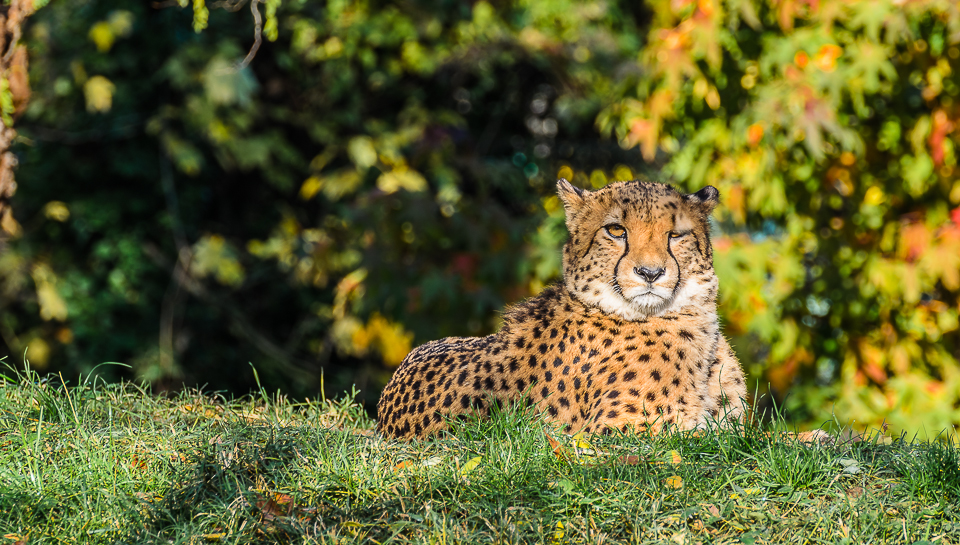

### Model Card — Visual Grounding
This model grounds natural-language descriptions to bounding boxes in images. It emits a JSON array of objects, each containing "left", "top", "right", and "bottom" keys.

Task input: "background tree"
[{"left": 3, "top": 0, "right": 959, "bottom": 437}]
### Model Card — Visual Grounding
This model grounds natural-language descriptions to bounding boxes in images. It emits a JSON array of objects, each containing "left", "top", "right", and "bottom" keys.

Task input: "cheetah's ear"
[
  {"left": 557, "top": 178, "right": 586, "bottom": 212},
  {"left": 685, "top": 185, "right": 719, "bottom": 214}
]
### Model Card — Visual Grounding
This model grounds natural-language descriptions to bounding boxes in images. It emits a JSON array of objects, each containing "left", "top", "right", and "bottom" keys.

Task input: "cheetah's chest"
[{"left": 508, "top": 310, "right": 720, "bottom": 432}]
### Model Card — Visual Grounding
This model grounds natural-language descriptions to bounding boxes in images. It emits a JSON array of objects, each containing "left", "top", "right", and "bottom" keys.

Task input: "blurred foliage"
[
  {"left": 596, "top": 0, "right": 960, "bottom": 437},
  {"left": 2, "top": 0, "right": 960, "bottom": 436}
]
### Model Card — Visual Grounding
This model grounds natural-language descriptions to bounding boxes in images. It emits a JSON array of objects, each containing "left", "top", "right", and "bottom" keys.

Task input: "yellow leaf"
[
  {"left": 190, "top": 234, "right": 246, "bottom": 287},
  {"left": 300, "top": 176, "right": 323, "bottom": 200},
  {"left": 108, "top": 11, "right": 135, "bottom": 37},
  {"left": 664, "top": 475, "right": 683, "bottom": 489},
  {"left": 32, "top": 263, "right": 68, "bottom": 321},
  {"left": 43, "top": 201, "right": 70, "bottom": 222},
  {"left": 83, "top": 75, "right": 115, "bottom": 113},
  {"left": 461, "top": 455, "right": 482, "bottom": 475},
  {"left": 549, "top": 521, "right": 565, "bottom": 544},
  {"left": 348, "top": 136, "right": 377, "bottom": 170},
  {"left": 88, "top": 22, "right": 115, "bottom": 52},
  {"left": 26, "top": 337, "right": 50, "bottom": 370},
  {"left": 669, "top": 450, "right": 683, "bottom": 464},
  {"left": 377, "top": 166, "right": 428, "bottom": 194}
]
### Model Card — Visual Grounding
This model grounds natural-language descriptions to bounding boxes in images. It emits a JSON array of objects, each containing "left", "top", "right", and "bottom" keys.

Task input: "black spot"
[
  {"left": 516, "top": 378, "right": 527, "bottom": 391},
  {"left": 538, "top": 343, "right": 548, "bottom": 354},
  {"left": 528, "top": 354, "right": 538, "bottom": 368},
  {"left": 483, "top": 377, "right": 495, "bottom": 390},
  {"left": 608, "top": 390, "right": 620, "bottom": 399},
  {"left": 460, "top": 395, "right": 470, "bottom": 409},
  {"left": 677, "top": 349, "right": 685, "bottom": 360},
  {"left": 457, "top": 371, "right": 468, "bottom": 386},
  {"left": 509, "top": 358, "right": 520, "bottom": 372},
  {"left": 443, "top": 394, "right": 453, "bottom": 408},
  {"left": 541, "top": 386, "right": 550, "bottom": 399},
  {"left": 603, "top": 338, "right": 614, "bottom": 348},
  {"left": 558, "top": 380, "right": 566, "bottom": 392},
  {"left": 559, "top": 397, "right": 570, "bottom": 408},
  {"left": 545, "top": 371, "right": 553, "bottom": 382},
  {"left": 606, "top": 410, "right": 619, "bottom": 418},
  {"left": 623, "top": 371, "right": 637, "bottom": 381},
  {"left": 650, "top": 370, "right": 662, "bottom": 381},
  {"left": 638, "top": 354, "right": 650, "bottom": 362},
  {"left": 646, "top": 392, "right": 656, "bottom": 402},
  {"left": 678, "top": 330, "right": 695, "bottom": 341}
]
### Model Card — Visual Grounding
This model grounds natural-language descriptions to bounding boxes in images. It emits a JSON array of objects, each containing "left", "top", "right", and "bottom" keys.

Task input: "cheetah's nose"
[{"left": 635, "top": 266, "right": 665, "bottom": 283}]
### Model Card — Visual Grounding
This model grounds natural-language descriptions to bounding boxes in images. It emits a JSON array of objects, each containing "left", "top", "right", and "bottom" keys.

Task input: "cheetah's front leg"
[{"left": 706, "top": 336, "right": 747, "bottom": 427}]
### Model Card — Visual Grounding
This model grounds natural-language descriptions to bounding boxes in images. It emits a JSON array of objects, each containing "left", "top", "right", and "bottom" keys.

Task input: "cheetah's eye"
[
  {"left": 669, "top": 231, "right": 689, "bottom": 239},
  {"left": 604, "top": 224, "right": 626, "bottom": 239}
]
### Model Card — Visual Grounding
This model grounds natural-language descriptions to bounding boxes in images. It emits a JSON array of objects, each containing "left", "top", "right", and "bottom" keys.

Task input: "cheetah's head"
[{"left": 558, "top": 179, "right": 720, "bottom": 320}]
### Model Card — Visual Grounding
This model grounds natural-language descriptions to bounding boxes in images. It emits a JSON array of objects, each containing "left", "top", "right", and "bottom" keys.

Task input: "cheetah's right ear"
[
  {"left": 557, "top": 178, "right": 586, "bottom": 212},
  {"left": 685, "top": 185, "right": 719, "bottom": 214}
]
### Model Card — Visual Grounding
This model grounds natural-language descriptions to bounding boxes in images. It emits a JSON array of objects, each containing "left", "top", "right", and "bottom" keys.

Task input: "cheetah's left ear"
[
  {"left": 557, "top": 178, "right": 586, "bottom": 211},
  {"left": 685, "top": 185, "right": 719, "bottom": 213}
]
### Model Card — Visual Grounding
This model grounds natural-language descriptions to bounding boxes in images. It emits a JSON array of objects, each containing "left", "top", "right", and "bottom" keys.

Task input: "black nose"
[{"left": 635, "top": 266, "right": 665, "bottom": 283}]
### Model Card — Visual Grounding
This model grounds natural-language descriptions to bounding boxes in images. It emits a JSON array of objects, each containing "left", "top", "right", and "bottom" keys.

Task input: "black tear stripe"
[
  {"left": 666, "top": 233, "right": 681, "bottom": 294},
  {"left": 612, "top": 233, "right": 629, "bottom": 294}
]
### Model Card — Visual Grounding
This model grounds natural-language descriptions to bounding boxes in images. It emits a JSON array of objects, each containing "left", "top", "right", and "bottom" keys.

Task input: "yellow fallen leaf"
[
  {"left": 550, "top": 521, "right": 565, "bottom": 544},
  {"left": 572, "top": 431, "right": 595, "bottom": 451},
  {"left": 669, "top": 450, "right": 682, "bottom": 464},
  {"left": 664, "top": 475, "right": 683, "bottom": 489},
  {"left": 461, "top": 455, "right": 482, "bottom": 475}
]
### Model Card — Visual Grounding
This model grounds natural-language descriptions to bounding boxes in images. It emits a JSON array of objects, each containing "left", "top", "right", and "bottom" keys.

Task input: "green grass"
[{"left": 2, "top": 364, "right": 960, "bottom": 544}]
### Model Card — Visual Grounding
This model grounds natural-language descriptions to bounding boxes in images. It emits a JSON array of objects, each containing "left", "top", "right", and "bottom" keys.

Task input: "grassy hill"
[{"left": 1, "top": 364, "right": 959, "bottom": 544}]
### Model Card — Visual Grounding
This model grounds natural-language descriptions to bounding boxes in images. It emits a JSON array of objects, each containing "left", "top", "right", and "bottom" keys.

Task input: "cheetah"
[{"left": 377, "top": 179, "right": 747, "bottom": 439}]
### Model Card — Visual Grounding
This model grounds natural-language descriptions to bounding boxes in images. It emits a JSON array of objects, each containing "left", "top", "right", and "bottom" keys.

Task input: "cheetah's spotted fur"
[{"left": 378, "top": 179, "right": 747, "bottom": 439}]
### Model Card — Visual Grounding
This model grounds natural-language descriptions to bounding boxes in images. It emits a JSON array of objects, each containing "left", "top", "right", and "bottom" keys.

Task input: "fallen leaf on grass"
[
  {"left": 669, "top": 450, "right": 683, "bottom": 464},
  {"left": 461, "top": 455, "right": 482, "bottom": 475},
  {"left": 838, "top": 458, "right": 861, "bottom": 474},
  {"left": 256, "top": 492, "right": 294, "bottom": 521},
  {"left": 549, "top": 521, "right": 565, "bottom": 544},
  {"left": 546, "top": 433, "right": 571, "bottom": 462},
  {"left": 702, "top": 503, "right": 721, "bottom": 518},
  {"left": 845, "top": 486, "right": 864, "bottom": 500},
  {"left": 664, "top": 475, "right": 683, "bottom": 489}
]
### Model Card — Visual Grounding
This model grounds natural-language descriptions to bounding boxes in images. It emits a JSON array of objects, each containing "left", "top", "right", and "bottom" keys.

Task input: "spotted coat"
[{"left": 377, "top": 180, "right": 747, "bottom": 439}]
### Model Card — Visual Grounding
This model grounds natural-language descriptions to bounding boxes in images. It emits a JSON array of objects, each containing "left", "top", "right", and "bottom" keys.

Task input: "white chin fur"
[{"left": 582, "top": 283, "right": 675, "bottom": 321}]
